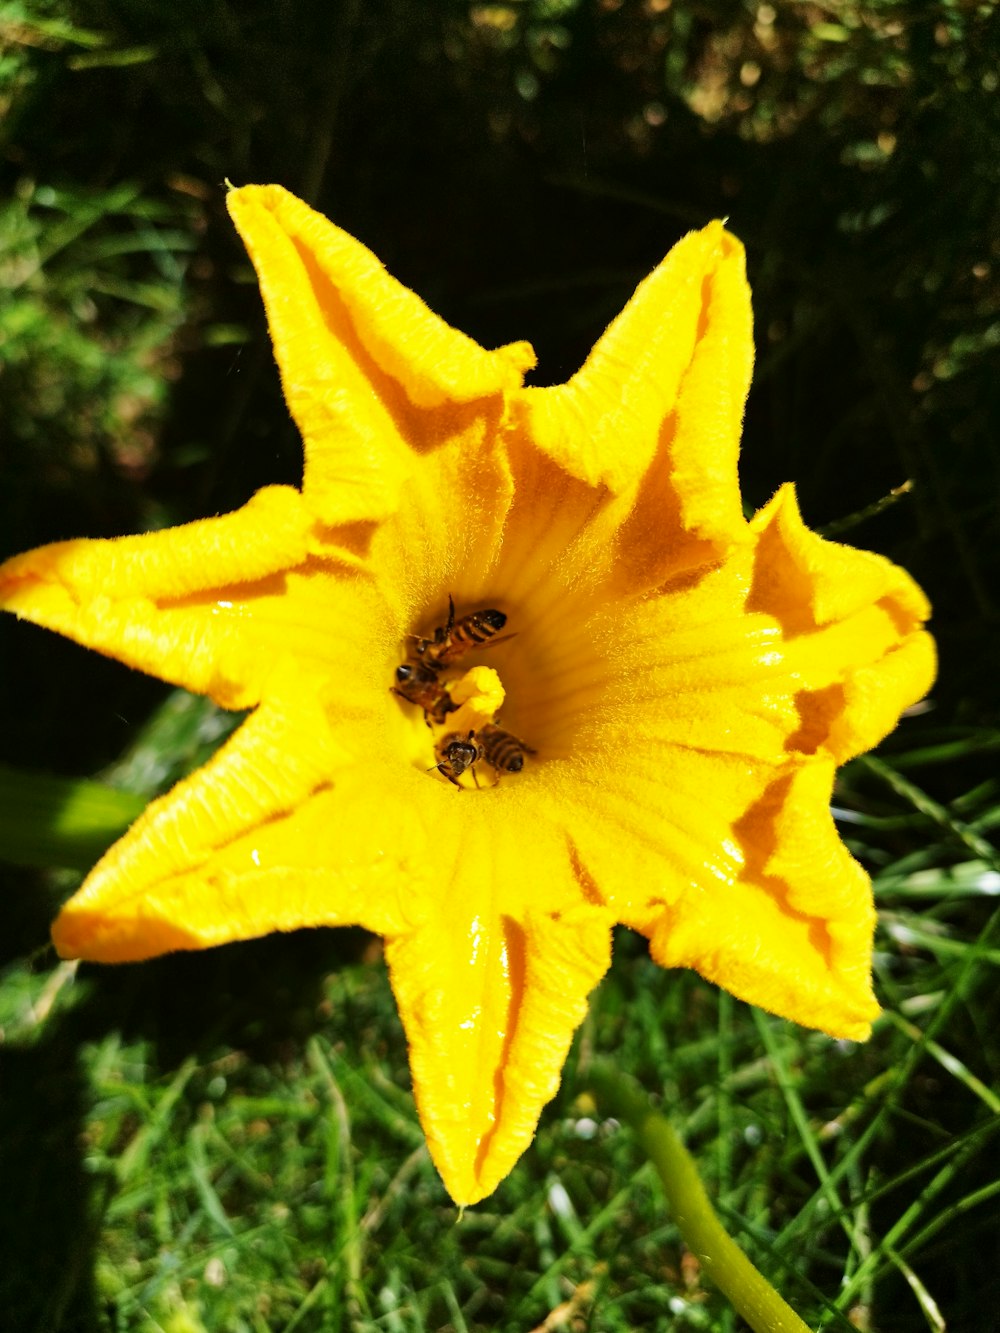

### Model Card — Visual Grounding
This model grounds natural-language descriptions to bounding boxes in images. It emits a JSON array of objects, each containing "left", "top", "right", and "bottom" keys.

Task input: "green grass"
[
  {"left": 2, "top": 1, "right": 999, "bottom": 1328},
  {"left": 3, "top": 696, "right": 997, "bottom": 1329}
]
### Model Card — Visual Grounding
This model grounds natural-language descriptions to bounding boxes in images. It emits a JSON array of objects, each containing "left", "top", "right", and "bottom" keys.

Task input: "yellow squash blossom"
[{"left": 0, "top": 186, "right": 935, "bottom": 1205}]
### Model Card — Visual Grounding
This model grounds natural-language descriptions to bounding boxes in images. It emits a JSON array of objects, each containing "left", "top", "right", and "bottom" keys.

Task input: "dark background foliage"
[
  {"left": 3, "top": 0, "right": 998, "bottom": 751},
  {"left": 1, "top": 3, "right": 998, "bottom": 1330}
]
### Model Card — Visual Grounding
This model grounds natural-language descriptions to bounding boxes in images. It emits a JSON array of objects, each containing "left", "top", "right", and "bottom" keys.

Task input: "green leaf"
[{"left": 0, "top": 763, "right": 146, "bottom": 870}]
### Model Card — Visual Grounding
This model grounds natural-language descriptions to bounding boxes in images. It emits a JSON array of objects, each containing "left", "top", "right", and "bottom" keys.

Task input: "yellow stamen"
[{"left": 445, "top": 665, "right": 506, "bottom": 735}]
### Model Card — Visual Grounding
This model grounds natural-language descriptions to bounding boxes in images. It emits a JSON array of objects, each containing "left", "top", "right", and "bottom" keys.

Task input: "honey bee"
[
  {"left": 411, "top": 595, "right": 508, "bottom": 669},
  {"left": 391, "top": 659, "right": 457, "bottom": 725},
  {"left": 433, "top": 731, "right": 483, "bottom": 788},
  {"left": 478, "top": 723, "right": 535, "bottom": 775},
  {"left": 433, "top": 723, "right": 535, "bottom": 787}
]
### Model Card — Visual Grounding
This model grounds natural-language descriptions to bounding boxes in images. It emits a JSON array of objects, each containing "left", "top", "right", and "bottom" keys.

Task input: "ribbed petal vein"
[{"left": 0, "top": 189, "right": 935, "bottom": 1206}]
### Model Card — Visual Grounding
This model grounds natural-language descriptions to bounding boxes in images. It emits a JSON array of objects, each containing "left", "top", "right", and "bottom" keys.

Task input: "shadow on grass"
[
  {"left": 1, "top": 924, "right": 374, "bottom": 1332},
  {"left": 0, "top": 1039, "right": 99, "bottom": 1333}
]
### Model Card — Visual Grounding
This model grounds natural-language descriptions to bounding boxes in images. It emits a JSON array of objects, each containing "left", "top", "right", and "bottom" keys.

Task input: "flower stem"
[{"left": 585, "top": 1064, "right": 814, "bottom": 1333}]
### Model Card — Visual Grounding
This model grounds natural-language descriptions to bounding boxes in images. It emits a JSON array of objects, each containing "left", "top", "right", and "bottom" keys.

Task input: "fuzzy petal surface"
[
  {"left": 384, "top": 797, "right": 612, "bottom": 1203},
  {"left": 227, "top": 186, "right": 533, "bottom": 528},
  {"left": 0, "top": 187, "right": 936, "bottom": 1205}
]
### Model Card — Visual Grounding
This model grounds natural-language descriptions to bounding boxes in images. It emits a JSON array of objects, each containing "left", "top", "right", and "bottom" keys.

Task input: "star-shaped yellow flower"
[{"left": 0, "top": 186, "right": 935, "bottom": 1205}]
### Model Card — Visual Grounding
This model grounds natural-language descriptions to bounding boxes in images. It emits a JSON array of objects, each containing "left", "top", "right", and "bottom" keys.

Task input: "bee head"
[
  {"left": 443, "top": 738, "right": 479, "bottom": 775},
  {"left": 396, "top": 660, "right": 436, "bottom": 685}
]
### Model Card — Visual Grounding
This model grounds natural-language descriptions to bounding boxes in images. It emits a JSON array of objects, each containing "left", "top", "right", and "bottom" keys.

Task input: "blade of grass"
[
  {"left": 754, "top": 1016, "right": 856, "bottom": 1255},
  {"left": 834, "top": 1120, "right": 1000, "bottom": 1314},
  {"left": 885, "top": 1247, "right": 946, "bottom": 1333},
  {"left": 882, "top": 1011, "right": 1000, "bottom": 1114},
  {"left": 187, "top": 1120, "right": 235, "bottom": 1237},
  {"left": 114, "top": 1057, "right": 198, "bottom": 1188},
  {"left": 858, "top": 756, "right": 1000, "bottom": 866},
  {"left": 0, "top": 763, "right": 145, "bottom": 870}
]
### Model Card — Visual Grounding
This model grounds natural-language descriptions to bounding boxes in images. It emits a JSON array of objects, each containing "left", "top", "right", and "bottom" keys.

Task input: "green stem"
[{"left": 586, "top": 1064, "right": 814, "bottom": 1333}]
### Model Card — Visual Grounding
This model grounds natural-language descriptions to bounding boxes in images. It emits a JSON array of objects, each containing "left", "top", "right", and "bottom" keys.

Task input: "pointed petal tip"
[
  {"left": 50, "top": 911, "right": 82, "bottom": 961},
  {"left": 702, "top": 216, "right": 740, "bottom": 250},
  {"left": 51, "top": 905, "right": 199, "bottom": 964},
  {"left": 228, "top": 182, "right": 535, "bottom": 430},
  {"left": 225, "top": 181, "right": 287, "bottom": 219},
  {"left": 436, "top": 1161, "right": 500, "bottom": 1209},
  {"left": 227, "top": 183, "right": 323, "bottom": 234},
  {"left": 496, "top": 339, "right": 537, "bottom": 376},
  {"left": 681, "top": 218, "right": 746, "bottom": 276},
  {"left": 226, "top": 185, "right": 310, "bottom": 251},
  {"left": 833, "top": 1011, "right": 877, "bottom": 1045}
]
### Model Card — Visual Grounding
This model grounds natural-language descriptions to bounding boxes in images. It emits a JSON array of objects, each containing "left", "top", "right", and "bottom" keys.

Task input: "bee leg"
[{"left": 438, "top": 593, "right": 455, "bottom": 644}]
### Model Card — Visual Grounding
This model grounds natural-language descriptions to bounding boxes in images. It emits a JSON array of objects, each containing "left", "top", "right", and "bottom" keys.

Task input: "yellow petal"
[
  {"left": 52, "top": 662, "right": 351, "bottom": 960},
  {"left": 383, "top": 798, "right": 612, "bottom": 1204},
  {"left": 647, "top": 758, "right": 879, "bottom": 1039},
  {"left": 51, "top": 717, "right": 448, "bottom": 962},
  {"left": 823, "top": 632, "right": 936, "bottom": 762},
  {"left": 519, "top": 505, "right": 927, "bottom": 1040},
  {"left": 0, "top": 187, "right": 937, "bottom": 1208},
  {"left": 749, "top": 484, "right": 930, "bottom": 630},
  {"left": 509, "top": 221, "right": 751, "bottom": 564},
  {"left": 0, "top": 488, "right": 417, "bottom": 716},
  {"left": 0, "top": 488, "right": 313, "bottom": 708},
  {"left": 0, "top": 486, "right": 308, "bottom": 605},
  {"left": 750, "top": 485, "right": 937, "bottom": 760},
  {"left": 228, "top": 185, "right": 533, "bottom": 526},
  {"left": 363, "top": 428, "right": 515, "bottom": 632},
  {"left": 546, "top": 737, "right": 877, "bottom": 1038},
  {"left": 540, "top": 748, "right": 754, "bottom": 932}
]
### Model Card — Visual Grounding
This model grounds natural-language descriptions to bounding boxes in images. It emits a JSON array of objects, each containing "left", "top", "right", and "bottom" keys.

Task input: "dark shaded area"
[
  {"left": 0, "top": 927, "right": 375, "bottom": 1332},
  {"left": 4, "top": 1, "right": 999, "bottom": 731},
  {"left": 863, "top": 1017, "right": 1000, "bottom": 1333},
  {"left": 61, "top": 926, "right": 375, "bottom": 1069},
  {"left": 1, "top": 2, "right": 997, "bottom": 1329},
  {"left": 0, "top": 1041, "right": 100, "bottom": 1332},
  {"left": 2, "top": 2, "right": 997, "bottom": 732}
]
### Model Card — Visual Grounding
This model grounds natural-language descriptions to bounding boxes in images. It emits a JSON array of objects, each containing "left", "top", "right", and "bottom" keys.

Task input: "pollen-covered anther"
[
  {"left": 426, "top": 666, "right": 537, "bottom": 790},
  {"left": 446, "top": 665, "right": 506, "bottom": 734},
  {"left": 431, "top": 667, "right": 509, "bottom": 790}
]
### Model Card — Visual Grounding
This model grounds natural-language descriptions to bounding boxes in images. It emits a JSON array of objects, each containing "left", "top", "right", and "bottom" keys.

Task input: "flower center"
[{"left": 391, "top": 600, "right": 535, "bottom": 789}]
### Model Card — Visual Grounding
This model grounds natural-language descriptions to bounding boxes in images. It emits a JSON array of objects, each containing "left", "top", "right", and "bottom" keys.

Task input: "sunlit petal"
[
  {"left": 647, "top": 758, "right": 879, "bottom": 1040},
  {"left": 0, "top": 487, "right": 312, "bottom": 708},
  {"left": 52, "top": 721, "right": 442, "bottom": 962},
  {"left": 0, "top": 188, "right": 934, "bottom": 1203},
  {"left": 509, "top": 222, "right": 752, "bottom": 585},
  {"left": 383, "top": 804, "right": 612, "bottom": 1203},
  {"left": 228, "top": 185, "right": 533, "bottom": 527}
]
